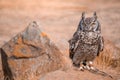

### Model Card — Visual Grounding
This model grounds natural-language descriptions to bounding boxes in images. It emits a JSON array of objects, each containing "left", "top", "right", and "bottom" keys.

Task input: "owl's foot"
[
  {"left": 79, "top": 65, "right": 96, "bottom": 71},
  {"left": 79, "top": 66, "right": 84, "bottom": 71},
  {"left": 79, "top": 61, "right": 96, "bottom": 71},
  {"left": 84, "top": 65, "right": 91, "bottom": 70},
  {"left": 79, "top": 63, "right": 85, "bottom": 71},
  {"left": 86, "top": 61, "right": 96, "bottom": 71},
  {"left": 90, "top": 66, "right": 96, "bottom": 70}
]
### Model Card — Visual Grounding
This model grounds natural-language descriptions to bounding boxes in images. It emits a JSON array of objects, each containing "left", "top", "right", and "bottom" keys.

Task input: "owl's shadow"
[
  {"left": 73, "top": 66, "right": 113, "bottom": 79},
  {"left": 88, "top": 68, "right": 113, "bottom": 79}
]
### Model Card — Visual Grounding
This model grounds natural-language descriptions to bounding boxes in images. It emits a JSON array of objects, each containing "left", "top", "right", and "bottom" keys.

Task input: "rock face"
[
  {"left": 1, "top": 21, "right": 65, "bottom": 80},
  {"left": 0, "top": 51, "right": 4, "bottom": 80}
]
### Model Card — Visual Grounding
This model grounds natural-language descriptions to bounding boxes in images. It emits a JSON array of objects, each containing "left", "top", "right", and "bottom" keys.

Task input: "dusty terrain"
[{"left": 0, "top": 0, "right": 120, "bottom": 80}]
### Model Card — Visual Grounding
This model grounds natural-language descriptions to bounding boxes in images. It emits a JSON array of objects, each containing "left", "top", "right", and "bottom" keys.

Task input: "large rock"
[
  {"left": 0, "top": 50, "right": 4, "bottom": 80},
  {"left": 1, "top": 21, "right": 66, "bottom": 80}
]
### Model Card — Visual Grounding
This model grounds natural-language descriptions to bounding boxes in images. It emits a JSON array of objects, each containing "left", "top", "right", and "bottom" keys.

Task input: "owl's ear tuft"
[
  {"left": 82, "top": 12, "right": 85, "bottom": 19},
  {"left": 93, "top": 12, "right": 97, "bottom": 21}
]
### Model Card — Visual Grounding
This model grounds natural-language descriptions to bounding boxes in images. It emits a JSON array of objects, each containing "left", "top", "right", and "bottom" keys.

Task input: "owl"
[{"left": 69, "top": 12, "right": 104, "bottom": 70}]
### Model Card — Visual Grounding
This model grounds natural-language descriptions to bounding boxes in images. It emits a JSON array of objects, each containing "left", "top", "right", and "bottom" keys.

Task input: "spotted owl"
[{"left": 69, "top": 12, "right": 104, "bottom": 70}]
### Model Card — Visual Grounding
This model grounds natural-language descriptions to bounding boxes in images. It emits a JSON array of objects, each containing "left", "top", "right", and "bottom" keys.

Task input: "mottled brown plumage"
[{"left": 69, "top": 12, "right": 104, "bottom": 69}]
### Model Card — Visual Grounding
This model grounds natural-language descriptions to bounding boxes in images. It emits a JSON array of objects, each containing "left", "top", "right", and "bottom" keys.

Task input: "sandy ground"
[{"left": 0, "top": 0, "right": 120, "bottom": 80}]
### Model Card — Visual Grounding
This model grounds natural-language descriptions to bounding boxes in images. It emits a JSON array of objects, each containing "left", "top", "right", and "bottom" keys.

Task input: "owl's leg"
[
  {"left": 87, "top": 61, "right": 95, "bottom": 70},
  {"left": 79, "top": 61, "right": 96, "bottom": 71},
  {"left": 79, "top": 61, "right": 90, "bottom": 70},
  {"left": 79, "top": 61, "right": 84, "bottom": 71}
]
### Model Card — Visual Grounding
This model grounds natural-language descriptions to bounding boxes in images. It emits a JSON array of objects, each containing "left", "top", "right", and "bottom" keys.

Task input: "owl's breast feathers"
[
  {"left": 79, "top": 31, "right": 100, "bottom": 45},
  {"left": 69, "top": 31, "right": 103, "bottom": 59}
]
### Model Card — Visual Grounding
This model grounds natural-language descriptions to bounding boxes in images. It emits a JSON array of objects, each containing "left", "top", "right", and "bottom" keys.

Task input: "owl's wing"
[
  {"left": 97, "top": 36, "right": 104, "bottom": 56},
  {"left": 100, "top": 36, "right": 104, "bottom": 51},
  {"left": 68, "top": 31, "right": 80, "bottom": 59},
  {"left": 68, "top": 39, "right": 75, "bottom": 59}
]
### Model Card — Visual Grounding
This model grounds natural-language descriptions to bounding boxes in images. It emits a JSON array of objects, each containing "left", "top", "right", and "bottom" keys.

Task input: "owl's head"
[{"left": 79, "top": 12, "right": 100, "bottom": 32}]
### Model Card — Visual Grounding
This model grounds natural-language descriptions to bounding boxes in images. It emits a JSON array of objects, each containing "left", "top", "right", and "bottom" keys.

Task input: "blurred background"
[{"left": 0, "top": 0, "right": 120, "bottom": 52}]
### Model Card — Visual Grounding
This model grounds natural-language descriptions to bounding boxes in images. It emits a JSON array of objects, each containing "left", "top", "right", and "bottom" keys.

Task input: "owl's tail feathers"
[{"left": 88, "top": 68, "right": 113, "bottom": 79}]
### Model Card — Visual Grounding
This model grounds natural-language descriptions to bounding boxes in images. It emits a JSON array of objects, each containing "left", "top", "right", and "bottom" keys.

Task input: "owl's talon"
[
  {"left": 90, "top": 66, "right": 95, "bottom": 70},
  {"left": 79, "top": 66, "right": 84, "bottom": 71},
  {"left": 83, "top": 65, "right": 87, "bottom": 69},
  {"left": 86, "top": 65, "right": 91, "bottom": 70}
]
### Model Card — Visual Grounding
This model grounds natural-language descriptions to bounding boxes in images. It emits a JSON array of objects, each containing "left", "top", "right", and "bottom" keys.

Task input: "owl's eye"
[{"left": 92, "top": 22, "right": 96, "bottom": 25}]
